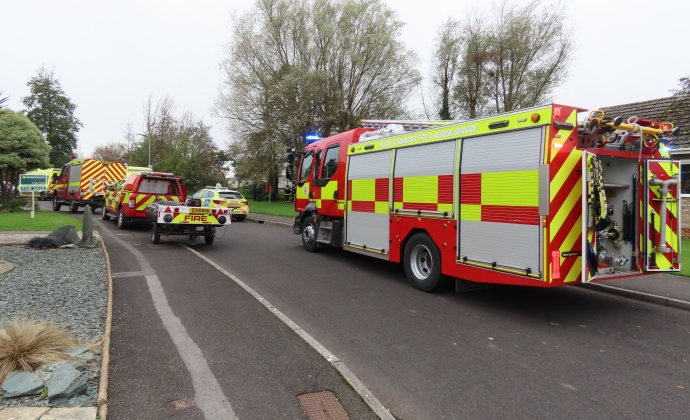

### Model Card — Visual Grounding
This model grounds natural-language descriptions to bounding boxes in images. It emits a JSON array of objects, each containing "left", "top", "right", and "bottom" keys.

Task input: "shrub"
[
  {"left": 5, "top": 198, "right": 28, "bottom": 213},
  {"left": 0, "top": 320, "right": 77, "bottom": 383}
]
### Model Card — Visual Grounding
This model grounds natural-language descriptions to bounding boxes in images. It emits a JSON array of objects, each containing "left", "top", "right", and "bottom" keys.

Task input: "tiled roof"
[{"left": 601, "top": 95, "right": 690, "bottom": 146}]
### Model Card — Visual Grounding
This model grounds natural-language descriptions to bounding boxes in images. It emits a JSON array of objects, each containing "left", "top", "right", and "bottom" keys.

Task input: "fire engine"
[
  {"left": 291, "top": 104, "right": 681, "bottom": 291},
  {"left": 52, "top": 159, "right": 126, "bottom": 213}
]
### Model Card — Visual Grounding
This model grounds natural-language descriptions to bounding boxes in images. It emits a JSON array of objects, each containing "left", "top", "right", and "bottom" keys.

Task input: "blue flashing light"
[{"left": 305, "top": 134, "right": 321, "bottom": 144}]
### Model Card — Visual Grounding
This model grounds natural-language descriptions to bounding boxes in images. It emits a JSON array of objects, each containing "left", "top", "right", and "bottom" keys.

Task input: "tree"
[
  {"left": 431, "top": 0, "right": 573, "bottom": 119},
  {"left": 215, "top": 0, "right": 421, "bottom": 190},
  {"left": 671, "top": 76, "right": 689, "bottom": 96},
  {"left": 22, "top": 66, "right": 82, "bottom": 167},
  {"left": 0, "top": 109, "right": 51, "bottom": 209},
  {"left": 92, "top": 142, "right": 127, "bottom": 162}
]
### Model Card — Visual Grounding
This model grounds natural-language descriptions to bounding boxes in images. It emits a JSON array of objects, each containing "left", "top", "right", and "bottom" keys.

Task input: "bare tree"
[
  {"left": 430, "top": 0, "right": 574, "bottom": 119},
  {"left": 92, "top": 142, "right": 127, "bottom": 162},
  {"left": 430, "top": 19, "right": 463, "bottom": 120}
]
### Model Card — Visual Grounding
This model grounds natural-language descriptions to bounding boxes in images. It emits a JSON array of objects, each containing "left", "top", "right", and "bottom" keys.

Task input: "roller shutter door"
[
  {"left": 346, "top": 150, "right": 392, "bottom": 253},
  {"left": 459, "top": 128, "right": 544, "bottom": 276}
]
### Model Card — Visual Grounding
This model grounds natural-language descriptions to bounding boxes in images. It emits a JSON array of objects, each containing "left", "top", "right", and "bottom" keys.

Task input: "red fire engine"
[{"left": 291, "top": 104, "right": 681, "bottom": 291}]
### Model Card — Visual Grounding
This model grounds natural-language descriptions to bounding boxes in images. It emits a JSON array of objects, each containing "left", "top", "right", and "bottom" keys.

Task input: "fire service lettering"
[
  {"left": 378, "top": 124, "right": 478, "bottom": 148},
  {"left": 184, "top": 214, "right": 209, "bottom": 222}
]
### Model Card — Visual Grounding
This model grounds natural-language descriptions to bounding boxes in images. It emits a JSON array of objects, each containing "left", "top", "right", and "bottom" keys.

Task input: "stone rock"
[
  {"left": 47, "top": 225, "right": 79, "bottom": 245},
  {"left": 62, "top": 347, "right": 95, "bottom": 362},
  {"left": 1, "top": 370, "right": 44, "bottom": 398},
  {"left": 45, "top": 364, "right": 87, "bottom": 404},
  {"left": 76, "top": 206, "right": 100, "bottom": 248},
  {"left": 34, "top": 360, "right": 86, "bottom": 383}
]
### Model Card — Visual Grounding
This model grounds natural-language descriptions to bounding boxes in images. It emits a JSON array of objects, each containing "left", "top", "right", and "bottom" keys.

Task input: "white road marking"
[
  {"left": 96, "top": 222, "right": 236, "bottom": 420},
  {"left": 183, "top": 245, "right": 396, "bottom": 420}
]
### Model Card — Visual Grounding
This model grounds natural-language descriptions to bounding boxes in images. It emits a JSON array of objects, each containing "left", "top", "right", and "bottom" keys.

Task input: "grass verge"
[
  {"left": 0, "top": 211, "right": 82, "bottom": 231},
  {"left": 247, "top": 199, "right": 297, "bottom": 219},
  {"left": 676, "top": 239, "right": 690, "bottom": 277},
  {"left": 0, "top": 320, "right": 77, "bottom": 383}
]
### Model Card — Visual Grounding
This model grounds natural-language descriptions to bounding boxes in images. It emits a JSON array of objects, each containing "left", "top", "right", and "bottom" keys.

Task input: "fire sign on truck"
[{"left": 290, "top": 103, "right": 681, "bottom": 292}]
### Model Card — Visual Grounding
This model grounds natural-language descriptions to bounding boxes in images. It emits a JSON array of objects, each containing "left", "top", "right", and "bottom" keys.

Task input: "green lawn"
[
  {"left": 0, "top": 211, "right": 82, "bottom": 231},
  {"left": 247, "top": 199, "right": 297, "bottom": 219}
]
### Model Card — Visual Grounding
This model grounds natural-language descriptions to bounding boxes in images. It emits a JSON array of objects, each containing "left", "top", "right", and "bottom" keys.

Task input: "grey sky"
[{"left": 3, "top": 0, "right": 688, "bottom": 159}]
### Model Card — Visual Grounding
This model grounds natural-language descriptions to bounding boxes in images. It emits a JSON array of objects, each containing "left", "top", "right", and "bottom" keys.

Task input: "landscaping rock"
[
  {"left": 34, "top": 360, "right": 86, "bottom": 383},
  {"left": 75, "top": 206, "right": 99, "bottom": 248},
  {"left": 1, "top": 370, "right": 44, "bottom": 398},
  {"left": 47, "top": 226, "right": 79, "bottom": 245},
  {"left": 45, "top": 364, "right": 86, "bottom": 404},
  {"left": 62, "top": 347, "right": 95, "bottom": 362}
]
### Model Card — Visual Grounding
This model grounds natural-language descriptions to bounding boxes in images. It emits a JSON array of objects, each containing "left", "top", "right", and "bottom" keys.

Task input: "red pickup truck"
[{"left": 102, "top": 171, "right": 187, "bottom": 228}]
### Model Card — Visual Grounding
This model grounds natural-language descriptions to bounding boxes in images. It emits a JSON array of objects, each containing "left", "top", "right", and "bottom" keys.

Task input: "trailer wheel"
[
  {"left": 301, "top": 217, "right": 319, "bottom": 252},
  {"left": 204, "top": 235, "right": 214, "bottom": 245},
  {"left": 404, "top": 233, "right": 447, "bottom": 292},
  {"left": 151, "top": 223, "right": 160, "bottom": 244},
  {"left": 101, "top": 206, "right": 110, "bottom": 221},
  {"left": 69, "top": 197, "right": 78, "bottom": 214},
  {"left": 52, "top": 196, "right": 61, "bottom": 212},
  {"left": 117, "top": 207, "right": 129, "bottom": 229}
]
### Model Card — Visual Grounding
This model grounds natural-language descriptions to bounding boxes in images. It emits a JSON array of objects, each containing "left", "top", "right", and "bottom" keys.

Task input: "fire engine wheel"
[
  {"left": 117, "top": 207, "right": 129, "bottom": 229},
  {"left": 404, "top": 233, "right": 446, "bottom": 292},
  {"left": 301, "top": 217, "right": 320, "bottom": 253},
  {"left": 204, "top": 235, "right": 214, "bottom": 245},
  {"left": 40, "top": 192, "right": 46, "bottom": 201},
  {"left": 101, "top": 207, "right": 111, "bottom": 221},
  {"left": 151, "top": 224, "right": 160, "bottom": 244},
  {"left": 69, "top": 197, "right": 79, "bottom": 214},
  {"left": 52, "top": 196, "right": 61, "bottom": 212}
]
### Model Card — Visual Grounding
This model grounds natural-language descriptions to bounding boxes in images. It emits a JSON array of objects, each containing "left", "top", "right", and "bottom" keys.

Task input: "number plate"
[{"left": 190, "top": 208, "right": 211, "bottom": 214}]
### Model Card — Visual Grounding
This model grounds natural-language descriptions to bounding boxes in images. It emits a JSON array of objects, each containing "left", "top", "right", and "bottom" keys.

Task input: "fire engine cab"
[{"left": 291, "top": 104, "right": 681, "bottom": 291}]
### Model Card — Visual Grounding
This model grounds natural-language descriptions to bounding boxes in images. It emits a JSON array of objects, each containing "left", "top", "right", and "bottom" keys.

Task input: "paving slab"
[
  {"left": 0, "top": 408, "right": 50, "bottom": 420},
  {"left": 40, "top": 407, "right": 97, "bottom": 420}
]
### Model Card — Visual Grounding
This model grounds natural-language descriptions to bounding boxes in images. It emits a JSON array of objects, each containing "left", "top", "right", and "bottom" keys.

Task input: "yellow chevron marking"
[
  {"left": 559, "top": 215, "right": 582, "bottom": 266},
  {"left": 550, "top": 151, "right": 581, "bottom": 202},
  {"left": 564, "top": 257, "right": 582, "bottom": 283},
  {"left": 550, "top": 179, "right": 581, "bottom": 241},
  {"left": 549, "top": 110, "right": 577, "bottom": 163}
]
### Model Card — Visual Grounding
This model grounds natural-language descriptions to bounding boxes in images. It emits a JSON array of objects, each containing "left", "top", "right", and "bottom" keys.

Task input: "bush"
[
  {"left": 0, "top": 320, "right": 77, "bottom": 383},
  {"left": 4, "top": 198, "right": 28, "bottom": 213}
]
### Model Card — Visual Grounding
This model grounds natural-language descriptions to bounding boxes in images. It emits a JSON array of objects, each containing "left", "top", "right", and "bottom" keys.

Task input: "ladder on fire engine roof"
[{"left": 360, "top": 119, "right": 457, "bottom": 132}]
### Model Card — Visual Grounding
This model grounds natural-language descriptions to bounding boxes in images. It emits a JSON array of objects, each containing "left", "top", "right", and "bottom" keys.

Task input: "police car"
[{"left": 188, "top": 185, "right": 249, "bottom": 221}]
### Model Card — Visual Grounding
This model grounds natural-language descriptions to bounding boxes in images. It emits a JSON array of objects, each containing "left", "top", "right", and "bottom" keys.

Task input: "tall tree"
[
  {"left": 22, "top": 66, "right": 82, "bottom": 167},
  {"left": 0, "top": 109, "right": 51, "bottom": 208},
  {"left": 430, "top": 19, "right": 463, "bottom": 120},
  {"left": 431, "top": 0, "right": 573, "bottom": 119},
  {"left": 216, "top": 0, "right": 421, "bottom": 189}
]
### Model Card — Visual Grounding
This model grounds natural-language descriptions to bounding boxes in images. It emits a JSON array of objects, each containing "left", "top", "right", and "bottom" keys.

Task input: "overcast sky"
[{"left": 3, "top": 0, "right": 689, "bottom": 159}]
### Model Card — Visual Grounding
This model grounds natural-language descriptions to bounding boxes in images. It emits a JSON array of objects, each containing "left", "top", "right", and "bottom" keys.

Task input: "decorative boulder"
[
  {"left": 2, "top": 370, "right": 44, "bottom": 398},
  {"left": 47, "top": 225, "right": 79, "bottom": 245},
  {"left": 45, "top": 363, "right": 87, "bottom": 404},
  {"left": 76, "top": 205, "right": 100, "bottom": 248}
]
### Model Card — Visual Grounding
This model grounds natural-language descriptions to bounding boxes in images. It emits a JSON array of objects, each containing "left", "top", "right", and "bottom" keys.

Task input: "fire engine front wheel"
[
  {"left": 301, "top": 217, "right": 320, "bottom": 252},
  {"left": 52, "top": 196, "right": 61, "bottom": 212},
  {"left": 404, "top": 233, "right": 447, "bottom": 292},
  {"left": 69, "top": 197, "right": 78, "bottom": 214}
]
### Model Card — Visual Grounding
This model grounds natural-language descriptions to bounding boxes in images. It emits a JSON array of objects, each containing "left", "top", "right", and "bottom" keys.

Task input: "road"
[{"left": 48, "top": 202, "right": 690, "bottom": 419}]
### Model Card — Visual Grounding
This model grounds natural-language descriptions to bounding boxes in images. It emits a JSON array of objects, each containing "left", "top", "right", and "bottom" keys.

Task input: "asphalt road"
[{"left": 47, "top": 202, "right": 690, "bottom": 419}]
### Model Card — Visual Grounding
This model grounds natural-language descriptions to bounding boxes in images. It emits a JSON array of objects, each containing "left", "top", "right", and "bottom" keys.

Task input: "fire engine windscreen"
[{"left": 139, "top": 178, "right": 178, "bottom": 194}]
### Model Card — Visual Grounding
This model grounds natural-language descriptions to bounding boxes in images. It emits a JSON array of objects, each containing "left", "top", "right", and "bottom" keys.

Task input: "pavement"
[{"left": 0, "top": 214, "right": 690, "bottom": 420}]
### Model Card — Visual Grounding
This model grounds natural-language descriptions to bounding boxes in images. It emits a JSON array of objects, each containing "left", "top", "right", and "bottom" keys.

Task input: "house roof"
[{"left": 600, "top": 95, "right": 690, "bottom": 146}]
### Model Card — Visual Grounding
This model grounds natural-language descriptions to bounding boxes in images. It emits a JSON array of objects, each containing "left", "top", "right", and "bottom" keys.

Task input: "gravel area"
[{"left": 0, "top": 245, "right": 107, "bottom": 409}]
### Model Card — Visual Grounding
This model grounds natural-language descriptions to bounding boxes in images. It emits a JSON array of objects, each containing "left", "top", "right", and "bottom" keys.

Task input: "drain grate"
[
  {"left": 298, "top": 391, "right": 349, "bottom": 420},
  {"left": 172, "top": 397, "right": 197, "bottom": 411}
]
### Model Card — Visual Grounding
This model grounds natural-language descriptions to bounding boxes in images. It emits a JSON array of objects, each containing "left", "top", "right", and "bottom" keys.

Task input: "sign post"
[{"left": 19, "top": 174, "right": 48, "bottom": 219}]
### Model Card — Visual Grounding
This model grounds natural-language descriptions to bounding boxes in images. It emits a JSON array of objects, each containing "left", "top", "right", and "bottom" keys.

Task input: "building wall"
[{"left": 682, "top": 197, "right": 690, "bottom": 238}]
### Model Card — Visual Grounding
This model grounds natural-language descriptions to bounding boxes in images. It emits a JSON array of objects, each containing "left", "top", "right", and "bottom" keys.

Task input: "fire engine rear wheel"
[
  {"left": 301, "top": 217, "right": 320, "bottom": 252},
  {"left": 52, "top": 196, "right": 61, "bottom": 212},
  {"left": 151, "top": 223, "right": 160, "bottom": 244},
  {"left": 404, "top": 233, "right": 447, "bottom": 292},
  {"left": 101, "top": 207, "right": 111, "bottom": 221},
  {"left": 117, "top": 207, "right": 129, "bottom": 229},
  {"left": 68, "top": 197, "right": 79, "bottom": 214}
]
